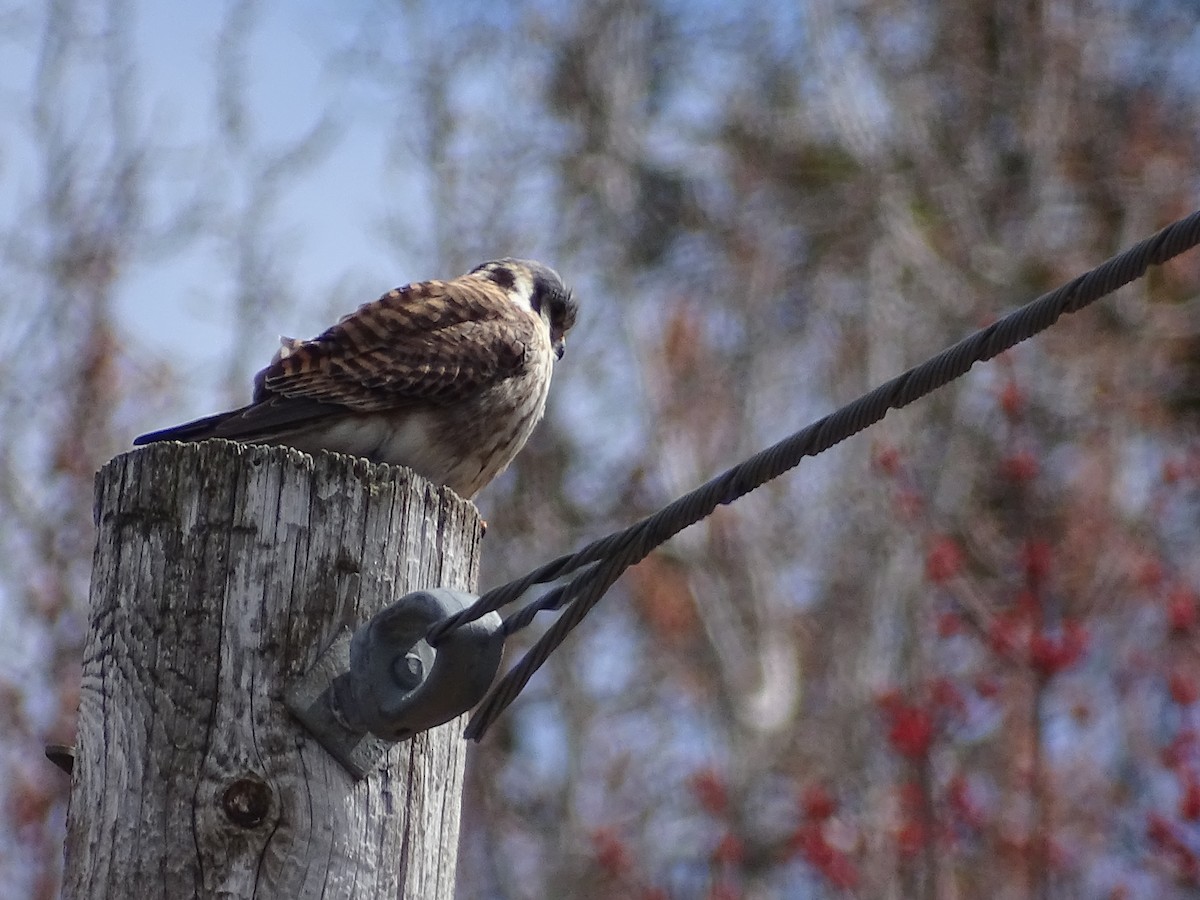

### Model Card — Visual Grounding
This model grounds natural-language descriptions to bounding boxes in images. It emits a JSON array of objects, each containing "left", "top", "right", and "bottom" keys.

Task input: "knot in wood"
[{"left": 221, "top": 775, "right": 273, "bottom": 829}]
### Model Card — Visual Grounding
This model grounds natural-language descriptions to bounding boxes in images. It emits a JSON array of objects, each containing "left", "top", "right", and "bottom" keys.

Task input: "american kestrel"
[{"left": 134, "top": 258, "right": 577, "bottom": 498}]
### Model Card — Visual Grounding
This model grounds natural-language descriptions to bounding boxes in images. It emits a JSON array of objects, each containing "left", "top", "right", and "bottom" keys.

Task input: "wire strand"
[{"left": 430, "top": 208, "right": 1200, "bottom": 741}]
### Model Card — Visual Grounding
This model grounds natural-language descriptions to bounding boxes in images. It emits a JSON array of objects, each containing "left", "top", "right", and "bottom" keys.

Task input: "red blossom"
[
  {"left": 790, "top": 823, "right": 858, "bottom": 889},
  {"left": 1064, "top": 619, "right": 1089, "bottom": 658},
  {"left": 929, "top": 678, "right": 967, "bottom": 719},
  {"left": 873, "top": 443, "right": 902, "bottom": 476},
  {"left": 925, "top": 536, "right": 964, "bottom": 584},
  {"left": 988, "top": 611, "right": 1025, "bottom": 658},
  {"left": 896, "top": 820, "right": 928, "bottom": 858},
  {"left": 1138, "top": 557, "right": 1166, "bottom": 590},
  {"left": 1181, "top": 773, "right": 1200, "bottom": 821},
  {"left": 801, "top": 784, "right": 837, "bottom": 821},
  {"left": 1179, "top": 848, "right": 1200, "bottom": 885},
  {"left": 975, "top": 675, "right": 1002, "bottom": 699},
  {"left": 690, "top": 767, "right": 729, "bottom": 816},
  {"left": 1162, "top": 729, "right": 1200, "bottom": 770},
  {"left": 820, "top": 849, "right": 860, "bottom": 889},
  {"left": 591, "top": 827, "right": 632, "bottom": 877},
  {"left": 1014, "top": 589, "right": 1040, "bottom": 616},
  {"left": 1168, "top": 587, "right": 1199, "bottom": 634},
  {"left": 886, "top": 703, "right": 935, "bottom": 759},
  {"left": 1021, "top": 540, "right": 1053, "bottom": 588},
  {"left": 1000, "top": 450, "right": 1040, "bottom": 482},
  {"left": 1028, "top": 632, "right": 1058, "bottom": 674},
  {"left": 999, "top": 380, "right": 1025, "bottom": 419},
  {"left": 1029, "top": 622, "right": 1087, "bottom": 678},
  {"left": 1147, "top": 812, "right": 1180, "bottom": 850},
  {"left": 1170, "top": 670, "right": 1200, "bottom": 707},
  {"left": 947, "top": 774, "right": 985, "bottom": 829},
  {"left": 791, "top": 822, "right": 826, "bottom": 861},
  {"left": 6, "top": 771, "right": 55, "bottom": 829},
  {"left": 1148, "top": 810, "right": 1200, "bottom": 886},
  {"left": 936, "top": 611, "right": 964, "bottom": 638},
  {"left": 1041, "top": 835, "right": 1072, "bottom": 871},
  {"left": 712, "top": 833, "right": 744, "bottom": 866}
]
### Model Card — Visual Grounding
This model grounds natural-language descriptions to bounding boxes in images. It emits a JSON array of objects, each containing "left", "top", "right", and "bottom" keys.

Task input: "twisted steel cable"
[{"left": 424, "top": 209, "right": 1200, "bottom": 741}]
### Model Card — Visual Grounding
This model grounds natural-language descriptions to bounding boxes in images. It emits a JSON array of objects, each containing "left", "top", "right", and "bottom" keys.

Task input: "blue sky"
[{"left": 0, "top": 1, "right": 447, "bottom": 416}]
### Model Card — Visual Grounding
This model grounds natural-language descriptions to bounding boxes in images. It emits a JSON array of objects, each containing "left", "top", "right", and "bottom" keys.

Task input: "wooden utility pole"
[{"left": 61, "top": 441, "right": 482, "bottom": 899}]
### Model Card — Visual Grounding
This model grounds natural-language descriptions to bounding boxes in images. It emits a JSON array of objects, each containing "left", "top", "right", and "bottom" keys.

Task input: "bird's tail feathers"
[{"left": 133, "top": 408, "right": 248, "bottom": 446}]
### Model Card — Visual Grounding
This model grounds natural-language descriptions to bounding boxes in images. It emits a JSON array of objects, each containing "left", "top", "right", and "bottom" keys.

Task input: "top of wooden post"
[{"left": 64, "top": 440, "right": 483, "bottom": 899}]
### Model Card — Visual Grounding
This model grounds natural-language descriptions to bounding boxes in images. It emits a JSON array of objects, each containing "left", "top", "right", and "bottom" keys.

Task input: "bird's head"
[{"left": 472, "top": 258, "right": 578, "bottom": 359}]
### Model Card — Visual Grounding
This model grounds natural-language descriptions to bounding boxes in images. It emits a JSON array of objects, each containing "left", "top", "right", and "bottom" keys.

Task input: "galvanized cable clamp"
[{"left": 284, "top": 588, "right": 503, "bottom": 779}]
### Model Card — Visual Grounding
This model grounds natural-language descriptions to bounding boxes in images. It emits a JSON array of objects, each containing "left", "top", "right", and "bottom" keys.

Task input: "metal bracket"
[{"left": 285, "top": 588, "right": 503, "bottom": 779}]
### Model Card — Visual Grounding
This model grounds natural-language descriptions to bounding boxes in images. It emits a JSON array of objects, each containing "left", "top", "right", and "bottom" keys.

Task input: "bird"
[{"left": 134, "top": 258, "right": 578, "bottom": 498}]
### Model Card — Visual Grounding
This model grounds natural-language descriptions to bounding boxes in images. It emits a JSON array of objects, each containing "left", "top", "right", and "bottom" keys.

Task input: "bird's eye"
[{"left": 485, "top": 265, "right": 516, "bottom": 290}]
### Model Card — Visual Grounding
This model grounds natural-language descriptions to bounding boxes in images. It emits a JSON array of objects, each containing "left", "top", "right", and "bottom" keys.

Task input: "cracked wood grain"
[{"left": 62, "top": 440, "right": 482, "bottom": 899}]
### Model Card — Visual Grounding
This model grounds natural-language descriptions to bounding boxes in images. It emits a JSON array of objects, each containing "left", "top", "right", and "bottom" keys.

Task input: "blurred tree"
[
  {"left": 0, "top": 2, "right": 335, "bottom": 896},
  {"left": 0, "top": 3, "right": 150, "bottom": 895},
  {"left": 3, "top": 0, "right": 1199, "bottom": 897},
  {"left": 400, "top": 1, "right": 1200, "bottom": 898}
]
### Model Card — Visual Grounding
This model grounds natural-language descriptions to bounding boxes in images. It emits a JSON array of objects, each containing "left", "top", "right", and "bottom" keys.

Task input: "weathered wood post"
[{"left": 61, "top": 440, "right": 482, "bottom": 899}]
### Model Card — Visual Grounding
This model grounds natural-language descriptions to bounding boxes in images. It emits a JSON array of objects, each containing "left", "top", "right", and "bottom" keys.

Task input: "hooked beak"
[{"left": 553, "top": 338, "right": 565, "bottom": 360}]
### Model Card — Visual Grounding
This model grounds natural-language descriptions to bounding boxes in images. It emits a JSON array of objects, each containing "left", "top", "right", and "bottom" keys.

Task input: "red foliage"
[
  {"left": 801, "top": 784, "right": 837, "bottom": 821},
  {"left": 873, "top": 443, "right": 902, "bottom": 476},
  {"left": 690, "top": 767, "right": 730, "bottom": 816},
  {"left": 936, "top": 611, "right": 964, "bottom": 638},
  {"left": 999, "top": 380, "right": 1026, "bottom": 419},
  {"left": 1167, "top": 586, "right": 1198, "bottom": 634},
  {"left": 1138, "top": 556, "right": 1166, "bottom": 590},
  {"left": 591, "top": 827, "right": 632, "bottom": 877},
  {"left": 946, "top": 773, "right": 986, "bottom": 829},
  {"left": 1180, "top": 773, "right": 1200, "bottom": 821},
  {"left": 885, "top": 702, "right": 935, "bottom": 759},
  {"left": 988, "top": 610, "right": 1026, "bottom": 659},
  {"left": 1015, "top": 589, "right": 1041, "bottom": 616},
  {"left": 1000, "top": 450, "right": 1040, "bottom": 482},
  {"left": 1028, "top": 621, "right": 1088, "bottom": 678},
  {"left": 929, "top": 677, "right": 967, "bottom": 718},
  {"left": 1020, "top": 539, "right": 1053, "bottom": 588},
  {"left": 896, "top": 820, "right": 928, "bottom": 858},
  {"left": 1163, "top": 729, "right": 1199, "bottom": 770},
  {"left": 1169, "top": 670, "right": 1199, "bottom": 707},
  {"left": 790, "top": 823, "right": 859, "bottom": 889},
  {"left": 925, "top": 536, "right": 964, "bottom": 584},
  {"left": 975, "top": 674, "right": 1002, "bottom": 699},
  {"left": 6, "top": 770, "right": 56, "bottom": 830},
  {"left": 1147, "top": 812, "right": 1178, "bottom": 848},
  {"left": 712, "top": 833, "right": 744, "bottom": 866},
  {"left": 1146, "top": 812, "right": 1200, "bottom": 884}
]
